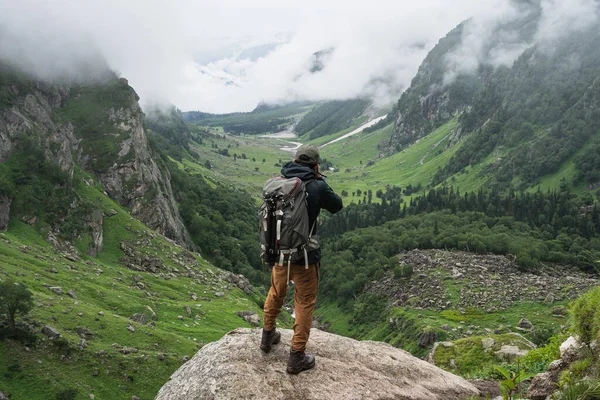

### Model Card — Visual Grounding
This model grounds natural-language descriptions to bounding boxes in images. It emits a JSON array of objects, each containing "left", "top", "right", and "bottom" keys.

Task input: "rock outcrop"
[
  {"left": 156, "top": 328, "right": 480, "bottom": 400},
  {"left": 0, "top": 69, "right": 190, "bottom": 247}
]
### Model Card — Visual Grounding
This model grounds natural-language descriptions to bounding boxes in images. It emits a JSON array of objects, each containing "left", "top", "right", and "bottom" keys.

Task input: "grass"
[
  {"left": 432, "top": 333, "right": 535, "bottom": 377},
  {"left": 0, "top": 180, "right": 276, "bottom": 399},
  {"left": 181, "top": 113, "right": 591, "bottom": 212},
  {"left": 319, "top": 119, "right": 463, "bottom": 203},
  {"left": 183, "top": 133, "right": 291, "bottom": 203}
]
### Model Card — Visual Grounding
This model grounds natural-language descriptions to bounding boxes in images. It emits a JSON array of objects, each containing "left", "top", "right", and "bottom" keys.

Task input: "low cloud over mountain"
[{"left": 1, "top": 0, "right": 598, "bottom": 112}]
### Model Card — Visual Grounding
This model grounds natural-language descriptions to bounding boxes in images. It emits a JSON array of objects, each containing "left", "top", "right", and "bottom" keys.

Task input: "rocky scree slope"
[
  {"left": 155, "top": 327, "right": 480, "bottom": 400},
  {"left": 0, "top": 66, "right": 190, "bottom": 248},
  {"left": 368, "top": 249, "right": 597, "bottom": 313}
]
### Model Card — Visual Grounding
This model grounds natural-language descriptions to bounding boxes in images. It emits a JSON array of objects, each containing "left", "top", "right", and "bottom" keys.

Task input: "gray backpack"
[{"left": 259, "top": 176, "right": 317, "bottom": 269}]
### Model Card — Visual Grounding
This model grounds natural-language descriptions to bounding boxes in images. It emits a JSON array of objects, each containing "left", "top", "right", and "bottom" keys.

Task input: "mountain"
[
  {"left": 0, "top": 65, "right": 272, "bottom": 399},
  {"left": 183, "top": 102, "right": 311, "bottom": 135},
  {"left": 294, "top": 99, "right": 372, "bottom": 140},
  {"left": 0, "top": 64, "right": 190, "bottom": 249},
  {"left": 388, "top": 1, "right": 600, "bottom": 191}
]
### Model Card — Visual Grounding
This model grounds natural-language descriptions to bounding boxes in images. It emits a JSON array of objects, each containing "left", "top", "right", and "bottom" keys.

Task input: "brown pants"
[{"left": 263, "top": 262, "right": 319, "bottom": 352}]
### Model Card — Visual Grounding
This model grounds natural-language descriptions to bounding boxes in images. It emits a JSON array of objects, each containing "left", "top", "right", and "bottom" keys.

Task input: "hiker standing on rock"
[{"left": 259, "top": 144, "right": 343, "bottom": 374}]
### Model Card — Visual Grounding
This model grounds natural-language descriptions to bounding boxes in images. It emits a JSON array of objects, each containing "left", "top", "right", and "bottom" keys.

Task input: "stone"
[
  {"left": 121, "top": 347, "right": 139, "bottom": 354},
  {"left": 185, "top": 305, "right": 192, "bottom": 318},
  {"left": 494, "top": 345, "right": 529, "bottom": 362},
  {"left": 552, "top": 306, "right": 567, "bottom": 316},
  {"left": 130, "top": 313, "right": 148, "bottom": 325},
  {"left": 156, "top": 328, "right": 480, "bottom": 400},
  {"left": 89, "top": 394, "right": 95, "bottom": 400},
  {"left": 517, "top": 318, "right": 533, "bottom": 330},
  {"left": 127, "top": 325, "right": 135, "bottom": 332},
  {"left": 67, "top": 289, "right": 77, "bottom": 300},
  {"left": 236, "top": 311, "right": 260, "bottom": 327},
  {"left": 559, "top": 336, "right": 583, "bottom": 363},
  {"left": 132, "top": 396, "right": 140, "bottom": 400},
  {"left": 481, "top": 338, "right": 495, "bottom": 352},
  {"left": 158, "top": 353, "right": 165, "bottom": 361},
  {"left": 418, "top": 331, "right": 438, "bottom": 348},
  {"left": 215, "top": 292, "right": 225, "bottom": 298},
  {"left": 468, "top": 380, "right": 502, "bottom": 399},
  {"left": 49, "top": 286, "right": 63, "bottom": 295},
  {"left": 544, "top": 293, "right": 554, "bottom": 304},
  {"left": 244, "top": 314, "right": 260, "bottom": 327},
  {"left": 0, "top": 389, "right": 7, "bottom": 400},
  {"left": 98, "top": 311, "right": 104, "bottom": 316},
  {"left": 42, "top": 325, "right": 61, "bottom": 339},
  {"left": 548, "top": 359, "right": 564, "bottom": 371},
  {"left": 76, "top": 327, "right": 94, "bottom": 339},
  {"left": 527, "top": 372, "right": 559, "bottom": 400}
]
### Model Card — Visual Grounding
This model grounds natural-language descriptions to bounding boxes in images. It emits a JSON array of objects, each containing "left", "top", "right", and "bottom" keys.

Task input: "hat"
[{"left": 295, "top": 144, "right": 320, "bottom": 165}]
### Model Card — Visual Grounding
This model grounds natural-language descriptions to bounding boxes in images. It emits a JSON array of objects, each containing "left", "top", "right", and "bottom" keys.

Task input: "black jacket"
[{"left": 279, "top": 161, "right": 343, "bottom": 264}]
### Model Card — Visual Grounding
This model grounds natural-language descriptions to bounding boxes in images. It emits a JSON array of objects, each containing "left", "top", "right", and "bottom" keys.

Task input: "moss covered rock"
[{"left": 430, "top": 333, "right": 536, "bottom": 376}]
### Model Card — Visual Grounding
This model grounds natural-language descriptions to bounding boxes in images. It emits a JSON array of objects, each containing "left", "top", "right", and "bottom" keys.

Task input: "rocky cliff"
[
  {"left": 155, "top": 328, "right": 480, "bottom": 400},
  {"left": 0, "top": 66, "right": 190, "bottom": 248},
  {"left": 389, "top": 3, "right": 540, "bottom": 151}
]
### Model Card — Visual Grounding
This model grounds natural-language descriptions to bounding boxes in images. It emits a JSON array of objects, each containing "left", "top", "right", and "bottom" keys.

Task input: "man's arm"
[{"left": 317, "top": 180, "right": 343, "bottom": 214}]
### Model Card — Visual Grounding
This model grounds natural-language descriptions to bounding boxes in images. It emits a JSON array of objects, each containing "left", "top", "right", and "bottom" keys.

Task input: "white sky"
[{"left": 1, "top": 0, "right": 596, "bottom": 113}]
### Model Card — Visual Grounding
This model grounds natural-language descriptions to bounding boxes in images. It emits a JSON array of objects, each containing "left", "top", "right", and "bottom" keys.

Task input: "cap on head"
[{"left": 295, "top": 144, "right": 320, "bottom": 166}]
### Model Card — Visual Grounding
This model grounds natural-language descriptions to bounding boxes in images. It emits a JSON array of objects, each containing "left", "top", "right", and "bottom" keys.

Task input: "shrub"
[
  {"left": 56, "top": 388, "right": 78, "bottom": 400},
  {"left": 394, "top": 263, "right": 414, "bottom": 279},
  {"left": 521, "top": 334, "right": 565, "bottom": 373},
  {"left": 0, "top": 281, "right": 34, "bottom": 336},
  {"left": 570, "top": 286, "right": 600, "bottom": 344},
  {"left": 555, "top": 380, "right": 600, "bottom": 400}
]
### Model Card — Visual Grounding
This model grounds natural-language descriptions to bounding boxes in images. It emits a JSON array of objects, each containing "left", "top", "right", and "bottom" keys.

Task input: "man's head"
[{"left": 294, "top": 144, "right": 320, "bottom": 167}]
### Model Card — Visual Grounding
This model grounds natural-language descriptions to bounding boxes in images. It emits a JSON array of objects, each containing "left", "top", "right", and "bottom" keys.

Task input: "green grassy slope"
[
  {"left": 320, "top": 119, "right": 464, "bottom": 201},
  {"left": 178, "top": 109, "right": 594, "bottom": 213},
  {"left": 183, "top": 132, "right": 293, "bottom": 201},
  {"left": 0, "top": 178, "right": 272, "bottom": 399}
]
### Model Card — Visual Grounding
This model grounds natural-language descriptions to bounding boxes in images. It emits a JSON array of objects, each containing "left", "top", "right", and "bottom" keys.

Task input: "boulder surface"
[{"left": 155, "top": 328, "right": 480, "bottom": 400}]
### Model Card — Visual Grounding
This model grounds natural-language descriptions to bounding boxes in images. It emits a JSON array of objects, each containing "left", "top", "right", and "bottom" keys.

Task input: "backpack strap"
[{"left": 303, "top": 179, "right": 318, "bottom": 270}]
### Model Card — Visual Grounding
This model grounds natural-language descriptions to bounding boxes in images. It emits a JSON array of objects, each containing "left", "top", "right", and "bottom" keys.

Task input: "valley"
[{"left": 2, "top": 2, "right": 600, "bottom": 399}]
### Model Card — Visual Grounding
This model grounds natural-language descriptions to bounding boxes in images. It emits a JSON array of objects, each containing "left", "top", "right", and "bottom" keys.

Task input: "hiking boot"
[
  {"left": 260, "top": 329, "right": 281, "bottom": 353},
  {"left": 286, "top": 350, "right": 315, "bottom": 374}
]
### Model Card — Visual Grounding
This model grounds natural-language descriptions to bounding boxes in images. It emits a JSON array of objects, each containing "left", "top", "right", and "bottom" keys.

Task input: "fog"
[
  {"left": 443, "top": 0, "right": 600, "bottom": 84},
  {"left": 1, "top": 0, "right": 598, "bottom": 113}
]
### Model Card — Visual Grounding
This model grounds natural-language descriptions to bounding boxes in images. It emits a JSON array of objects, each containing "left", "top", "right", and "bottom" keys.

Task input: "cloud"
[
  {"left": 442, "top": 0, "right": 600, "bottom": 85},
  {"left": 443, "top": 0, "right": 536, "bottom": 85},
  {"left": 535, "top": 0, "right": 600, "bottom": 45},
  {"left": 1, "top": 0, "right": 509, "bottom": 112}
]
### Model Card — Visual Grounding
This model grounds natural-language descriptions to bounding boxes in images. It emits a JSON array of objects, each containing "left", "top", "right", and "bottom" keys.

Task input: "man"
[{"left": 261, "top": 144, "right": 343, "bottom": 374}]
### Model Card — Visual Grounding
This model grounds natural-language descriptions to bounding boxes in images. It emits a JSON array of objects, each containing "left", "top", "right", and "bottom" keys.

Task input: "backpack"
[{"left": 258, "top": 176, "right": 317, "bottom": 269}]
